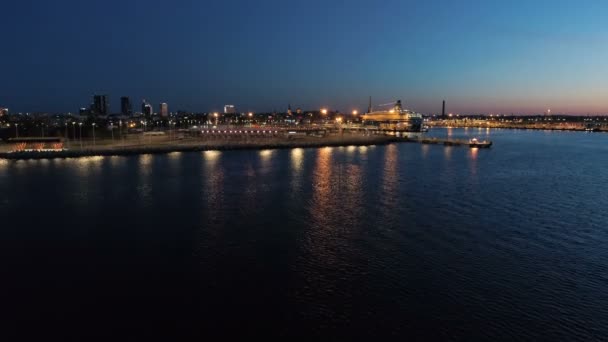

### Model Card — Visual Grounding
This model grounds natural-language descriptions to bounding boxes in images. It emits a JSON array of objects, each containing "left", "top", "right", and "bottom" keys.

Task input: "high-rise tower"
[
  {"left": 142, "top": 100, "right": 153, "bottom": 118},
  {"left": 159, "top": 103, "right": 168, "bottom": 118},
  {"left": 121, "top": 97, "right": 132, "bottom": 116},
  {"left": 93, "top": 94, "right": 109, "bottom": 116}
]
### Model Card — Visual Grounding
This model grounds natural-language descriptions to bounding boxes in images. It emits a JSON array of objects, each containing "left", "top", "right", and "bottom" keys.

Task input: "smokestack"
[
  {"left": 368, "top": 96, "right": 372, "bottom": 113},
  {"left": 442, "top": 100, "right": 446, "bottom": 118}
]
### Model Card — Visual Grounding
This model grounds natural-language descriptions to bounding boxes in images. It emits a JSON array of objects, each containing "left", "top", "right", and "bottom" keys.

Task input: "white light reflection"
[
  {"left": 204, "top": 150, "right": 221, "bottom": 168},
  {"left": 421, "top": 144, "right": 430, "bottom": 158},
  {"left": 75, "top": 156, "right": 104, "bottom": 176},
  {"left": 443, "top": 146, "right": 452, "bottom": 160},
  {"left": 291, "top": 148, "right": 304, "bottom": 172}
]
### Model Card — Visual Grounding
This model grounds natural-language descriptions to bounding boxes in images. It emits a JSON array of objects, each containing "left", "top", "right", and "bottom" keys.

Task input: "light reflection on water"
[
  {"left": 380, "top": 144, "right": 399, "bottom": 223},
  {"left": 290, "top": 148, "right": 304, "bottom": 194},
  {"left": 135, "top": 154, "right": 154, "bottom": 205},
  {"left": 309, "top": 147, "right": 333, "bottom": 233},
  {"left": 0, "top": 159, "right": 7, "bottom": 173},
  {"left": 138, "top": 154, "right": 153, "bottom": 174},
  {"left": 204, "top": 150, "right": 224, "bottom": 223},
  {"left": 300, "top": 146, "right": 343, "bottom": 285},
  {"left": 168, "top": 152, "right": 182, "bottom": 174},
  {"left": 421, "top": 144, "right": 430, "bottom": 158},
  {"left": 443, "top": 146, "right": 453, "bottom": 160},
  {"left": 73, "top": 156, "right": 105, "bottom": 177},
  {"left": 468, "top": 148, "right": 479, "bottom": 178},
  {"left": 204, "top": 150, "right": 220, "bottom": 168},
  {"left": 291, "top": 148, "right": 304, "bottom": 172},
  {"left": 259, "top": 149, "right": 274, "bottom": 168}
]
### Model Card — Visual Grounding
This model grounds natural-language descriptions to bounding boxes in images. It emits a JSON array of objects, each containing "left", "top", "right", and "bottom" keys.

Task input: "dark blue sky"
[{"left": 2, "top": 0, "right": 607, "bottom": 114}]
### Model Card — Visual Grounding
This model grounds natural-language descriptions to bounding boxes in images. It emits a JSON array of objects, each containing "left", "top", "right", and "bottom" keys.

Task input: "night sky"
[{"left": 2, "top": 0, "right": 607, "bottom": 114}]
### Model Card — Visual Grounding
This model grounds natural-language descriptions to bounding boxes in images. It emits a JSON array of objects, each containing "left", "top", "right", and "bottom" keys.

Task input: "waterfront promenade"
[{"left": 0, "top": 133, "right": 400, "bottom": 160}]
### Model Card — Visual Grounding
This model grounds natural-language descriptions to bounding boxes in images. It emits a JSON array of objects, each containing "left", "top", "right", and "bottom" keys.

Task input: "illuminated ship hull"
[{"left": 361, "top": 100, "right": 424, "bottom": 132}]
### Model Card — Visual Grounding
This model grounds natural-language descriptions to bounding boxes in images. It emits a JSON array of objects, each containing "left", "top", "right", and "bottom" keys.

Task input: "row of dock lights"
[{"left": 201, "top": 130, "right": 279, "bottom": 134}]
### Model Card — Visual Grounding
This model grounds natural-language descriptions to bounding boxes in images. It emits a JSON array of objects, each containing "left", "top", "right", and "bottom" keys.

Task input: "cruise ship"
[{"left": 361, "top": 100, "right": 424, "bottom": 132}]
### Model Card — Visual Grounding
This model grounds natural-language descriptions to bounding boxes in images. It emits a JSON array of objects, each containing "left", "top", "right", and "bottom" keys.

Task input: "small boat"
[{"left": 468, "top": 138, "right": 492, "bottom": 148}]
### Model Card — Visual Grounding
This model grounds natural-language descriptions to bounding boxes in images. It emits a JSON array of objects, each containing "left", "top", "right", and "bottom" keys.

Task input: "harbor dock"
[
  {"left": 403, "top": 136, "right": 493, "bottom": 148},
  {"left": 0, "top": 132, "right": 491, "bottom": 160}
]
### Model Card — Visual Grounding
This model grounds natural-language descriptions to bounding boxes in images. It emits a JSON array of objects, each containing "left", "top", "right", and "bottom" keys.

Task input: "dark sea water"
[{"left": 2, "top": 128, "right": 608, "bottom": 340}]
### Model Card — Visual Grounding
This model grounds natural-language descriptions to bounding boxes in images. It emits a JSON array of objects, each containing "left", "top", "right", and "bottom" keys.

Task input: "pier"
[
  {"left": 404, "top": 136, "right": 493, "bottom": 148},
  {"left": 0, "top": 128, "right": 491, "bottom": 160}
]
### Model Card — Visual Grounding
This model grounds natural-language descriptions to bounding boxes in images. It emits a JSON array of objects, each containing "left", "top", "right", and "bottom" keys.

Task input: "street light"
[
  {"left": 92, "top": 123, "right": 96, "bottom": 146},
  {"left": 119, "top": 120, "right": 123, "bottom": 147},
  {"left": 321, "top": 109, "right": 328, "bottom": 115},
  {"left": 352, "top": 110, "right": 358, "bottom": 116},
  {"left": 143, "top": 121, "right": 149, "bottom": 143},
  {"left": 110, "top": 123, "right": 114, "bottom": 143},
  {"left": 79, "top": 123, "right": 83, "bottom": 149},
  {"left": 72, "top": 122, "right": 76, "bottom": 140},
  {"left": 15, "top": 123, "right": 18, "bottom": 138}
]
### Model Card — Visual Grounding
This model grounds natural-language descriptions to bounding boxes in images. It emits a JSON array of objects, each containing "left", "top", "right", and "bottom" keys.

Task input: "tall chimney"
[{"left": 442, "top": 100, "right": 446, "bottom": 118}]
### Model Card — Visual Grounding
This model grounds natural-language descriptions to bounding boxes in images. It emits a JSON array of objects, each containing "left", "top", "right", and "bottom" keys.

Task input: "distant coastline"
[{"left": 429, "top": 122, "right": 607, "bottom": 132}]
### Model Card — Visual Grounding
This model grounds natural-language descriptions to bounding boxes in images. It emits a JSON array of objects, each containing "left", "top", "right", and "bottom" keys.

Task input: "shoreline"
[
  {"left": 429, "top": 124, "right": 607, "bottom": 132},
  {"left": 0, "top": 136, "right": 401, "bottom": 160}
]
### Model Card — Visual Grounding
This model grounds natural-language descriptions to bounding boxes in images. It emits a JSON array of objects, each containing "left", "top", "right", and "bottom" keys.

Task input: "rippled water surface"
[{"left": 2, "top": 128, "right": 608, "bottom": 339}]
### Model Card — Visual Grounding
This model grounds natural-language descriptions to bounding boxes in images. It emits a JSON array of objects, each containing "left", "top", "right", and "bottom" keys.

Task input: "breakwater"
[{"left": 0, "top": 136, "right": 401, "bottom": 160}]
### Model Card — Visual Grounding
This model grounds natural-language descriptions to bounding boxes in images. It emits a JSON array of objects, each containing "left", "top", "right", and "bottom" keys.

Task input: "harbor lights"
[
  {"left": 321, "top": 109, "right": 328, "bottom": 123},
  {"left": 352, "top": 110, "right": 358, "bottom": 116}
]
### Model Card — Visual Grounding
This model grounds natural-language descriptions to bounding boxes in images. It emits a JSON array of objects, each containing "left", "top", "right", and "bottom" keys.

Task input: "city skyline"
[{"left": 2, "top": 0, "right": 608, "bottom": 114}]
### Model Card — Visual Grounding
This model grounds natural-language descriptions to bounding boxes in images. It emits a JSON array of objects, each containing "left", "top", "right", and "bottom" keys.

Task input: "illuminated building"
[
  {"left": 141, "top": 100, "right": 153, "bottom": 118},
  {"left": 159, "top": 103, "right": 168, "bottom": 118},
  {"left": 224, "top": 105, "right": 236, "bottom": 114}
]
